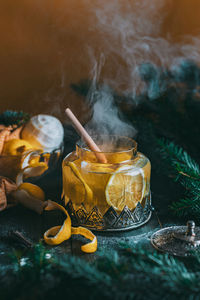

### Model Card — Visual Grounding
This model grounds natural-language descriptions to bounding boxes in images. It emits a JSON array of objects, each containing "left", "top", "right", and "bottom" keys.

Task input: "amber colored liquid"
[{"left": 62, "top": 150, "right": 151, "bottom": 216}]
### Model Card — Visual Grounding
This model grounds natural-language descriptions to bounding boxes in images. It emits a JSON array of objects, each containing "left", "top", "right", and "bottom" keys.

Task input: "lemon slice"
[{"left": 105, "top": 165, "right": 146, "bottom": 212}]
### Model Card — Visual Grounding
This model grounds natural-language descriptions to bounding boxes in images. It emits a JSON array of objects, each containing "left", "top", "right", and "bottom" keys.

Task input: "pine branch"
[
  {"left": 158, "top": 139, "right": 200, "bottom": 180},
  {"left": 158, "top": 139, "right": 200, "bottom": 220},
  {"left": 170, "top": 198, "right": 200, "bottom": 219},
  {"left": 0, "top": 110, "right": 30, "bottom": 127},
  {"left": 2, "top": 243, "right": 200, "bottom": 300}
]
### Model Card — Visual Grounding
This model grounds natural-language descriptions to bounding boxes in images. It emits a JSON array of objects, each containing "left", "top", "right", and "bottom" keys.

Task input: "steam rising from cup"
[{"left": 76, "top": 0, "right": 200, "bottom": 141}]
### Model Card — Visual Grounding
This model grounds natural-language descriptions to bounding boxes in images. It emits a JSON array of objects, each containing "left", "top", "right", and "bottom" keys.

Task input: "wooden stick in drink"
[{"left": 65, "top": 108, "right": 107, "bottom": 163}]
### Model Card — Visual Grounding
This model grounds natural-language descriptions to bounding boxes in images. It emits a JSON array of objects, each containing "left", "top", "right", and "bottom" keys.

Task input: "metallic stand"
[
  {"left": 66, "top": 194, "right": 152, "bottom": 232},
  {"left": 151, "top": 221, "right": 200, "bottom": 257}
]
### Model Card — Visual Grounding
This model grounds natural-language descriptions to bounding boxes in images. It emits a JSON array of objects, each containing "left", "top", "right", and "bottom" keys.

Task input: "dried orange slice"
[{"left": 105, "top": 165, "right": 146, "bottom": 212}]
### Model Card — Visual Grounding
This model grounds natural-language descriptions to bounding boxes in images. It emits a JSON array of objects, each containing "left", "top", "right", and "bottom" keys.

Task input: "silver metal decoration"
[
  {"left": 151, "top": 221, "right": 200, "bottom": 257},
  {"left": 66, "top": 194, "right": 152, "bottom": 232}
]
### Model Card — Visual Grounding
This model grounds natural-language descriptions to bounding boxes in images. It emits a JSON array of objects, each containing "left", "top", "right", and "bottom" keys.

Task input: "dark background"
[{"left": 1, "top": 0, "right": 200, "bottom": 121}]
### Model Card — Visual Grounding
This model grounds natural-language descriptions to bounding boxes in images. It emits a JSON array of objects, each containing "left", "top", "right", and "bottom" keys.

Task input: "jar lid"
[{"left": 151, "top": 221, "right": 200, "bottom": 257}]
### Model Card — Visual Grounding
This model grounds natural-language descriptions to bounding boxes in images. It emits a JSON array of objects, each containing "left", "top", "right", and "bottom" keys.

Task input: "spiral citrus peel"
[
  {"left": 16, "top": 182, "right": 97, "bottom": 253},
  {"left": 12, "top": 150, "right": 97, "bottom": 253},
  {"left": 43, "top": 200, "right": 97, "bottom": 253},
  {"left": 11, "top": 142, "right": 96, "bottom": 250}
]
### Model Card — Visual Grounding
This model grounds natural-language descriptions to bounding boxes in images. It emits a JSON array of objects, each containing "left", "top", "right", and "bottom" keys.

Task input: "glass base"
[{"left": 65, "top": 193, "right": 152, "bottom": 232}]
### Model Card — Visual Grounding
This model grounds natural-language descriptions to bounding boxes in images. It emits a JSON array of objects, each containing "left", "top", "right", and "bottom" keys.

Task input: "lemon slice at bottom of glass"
[{"left": 105, "top": 165, "right": 146, "bottom": 212}]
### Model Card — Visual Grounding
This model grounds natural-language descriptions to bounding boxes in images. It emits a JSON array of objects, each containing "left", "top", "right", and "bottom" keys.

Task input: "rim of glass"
[{"left": 76, "top": 135, "right": 137, "bottom": 154}]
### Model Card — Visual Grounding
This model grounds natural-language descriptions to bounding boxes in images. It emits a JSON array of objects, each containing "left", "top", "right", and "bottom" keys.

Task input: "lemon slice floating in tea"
[{"left": 105, "top": 165, "right": 146, "bottom": 212}]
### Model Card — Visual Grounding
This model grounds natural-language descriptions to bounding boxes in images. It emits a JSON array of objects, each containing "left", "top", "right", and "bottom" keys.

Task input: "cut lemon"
[{"left": 105, "top": 165, "right": 146, "bottom": 212}]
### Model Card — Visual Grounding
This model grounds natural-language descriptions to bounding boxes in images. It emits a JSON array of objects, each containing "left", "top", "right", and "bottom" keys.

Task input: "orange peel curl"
[{"left": 43, "top": 200, "right": 97, "bottom": 253}]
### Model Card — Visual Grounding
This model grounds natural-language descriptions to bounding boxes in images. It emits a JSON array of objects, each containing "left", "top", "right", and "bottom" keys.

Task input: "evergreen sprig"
[
  {"left": 1, "top": 243, "right": 200, "bottom": 300},
  {"left": 0, "top": 110, "right": 30, "bottom": 127},
  {"left": 158, "top": 139, "right": 200, "bottom": 180},
  {"left": 158, "top": 139, "right": 200, "bottom": 220}
]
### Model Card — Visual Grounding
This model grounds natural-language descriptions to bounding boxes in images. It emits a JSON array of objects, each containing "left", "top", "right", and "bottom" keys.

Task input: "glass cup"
[{"left": 62, "top": 135, "right": 151, "bottom": 231}]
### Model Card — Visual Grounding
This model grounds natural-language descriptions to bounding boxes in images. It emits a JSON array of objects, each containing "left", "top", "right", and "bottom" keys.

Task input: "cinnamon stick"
[{"left": 65, "top": 108, "right": 107, "bottom": 163}]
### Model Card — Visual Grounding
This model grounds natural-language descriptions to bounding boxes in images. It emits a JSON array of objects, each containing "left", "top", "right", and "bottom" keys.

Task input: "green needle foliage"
[
  {"left": 158, "top": 139, "right": 200, "bottom": 220},
  {"left": 1, "top": 243, "right": 200, "bottom": 300},
  {"left": 0, "top": 110, "right": 30, "bottom": 127}
]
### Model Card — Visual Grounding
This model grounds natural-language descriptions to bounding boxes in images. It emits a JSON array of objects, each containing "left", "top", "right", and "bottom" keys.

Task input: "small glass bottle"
[{"left": 62, "top": 135, "right": 151, "bottom": 231}]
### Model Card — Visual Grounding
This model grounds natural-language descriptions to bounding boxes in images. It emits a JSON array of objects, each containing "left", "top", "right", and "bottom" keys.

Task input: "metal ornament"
[
  {"left": 66, "top": 194, "right": 152, "bottom": 232},
  {"left": 151, "top": 221, "right": 200, "bottom": 257}
]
